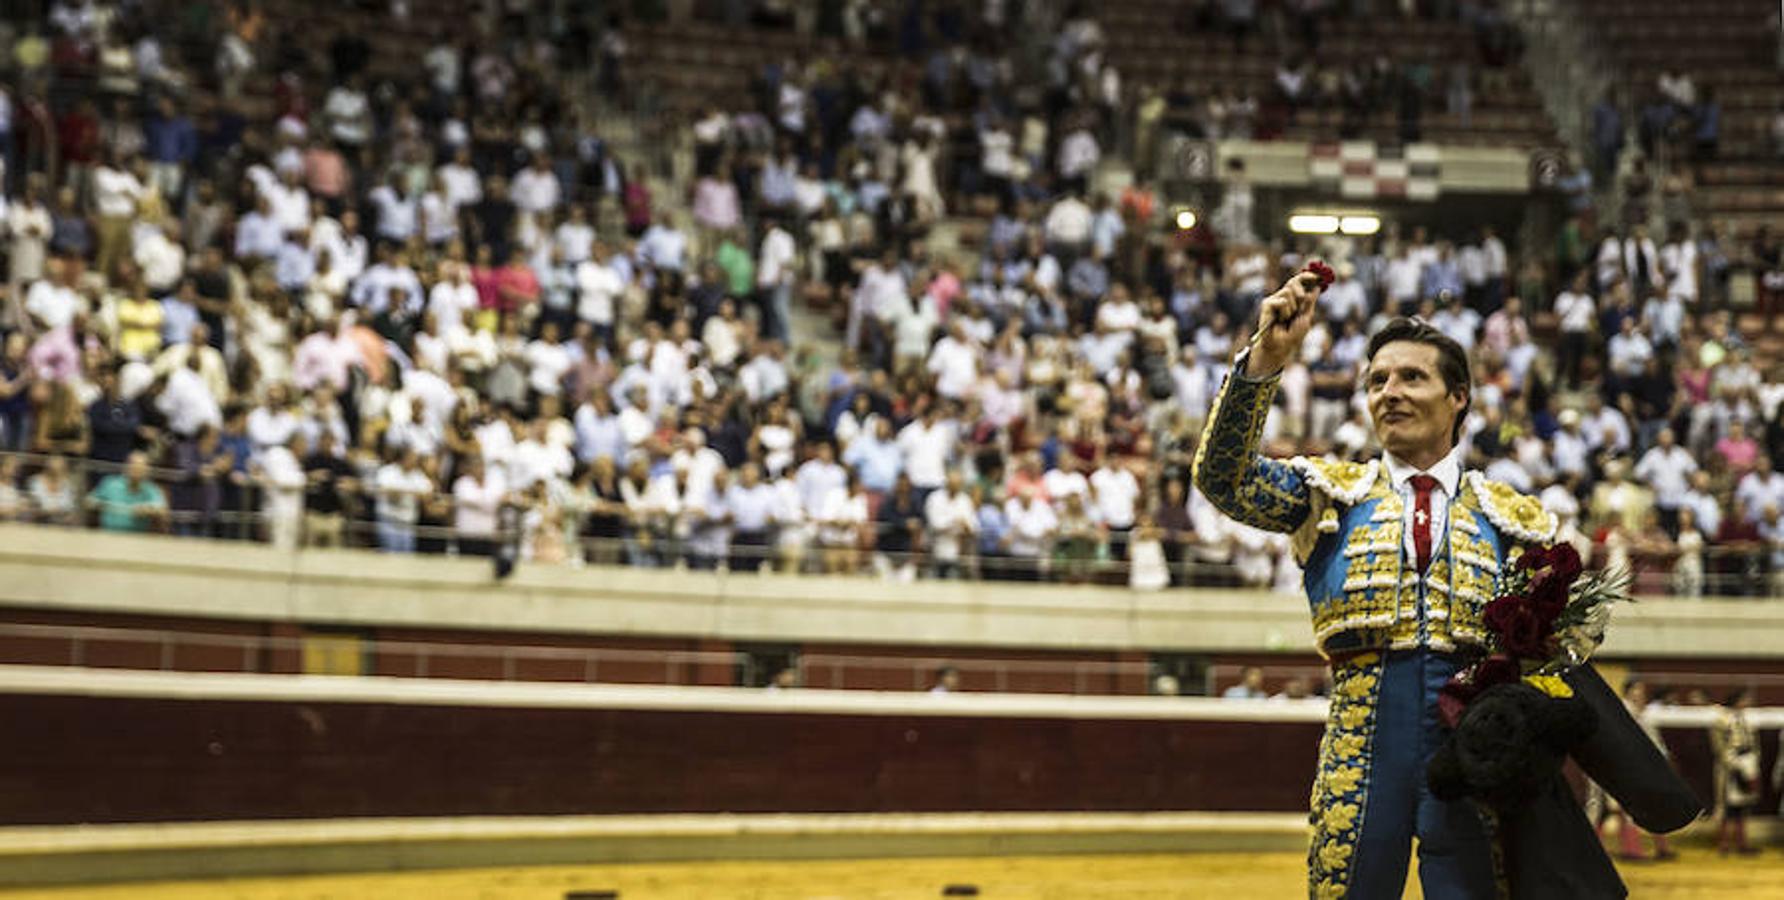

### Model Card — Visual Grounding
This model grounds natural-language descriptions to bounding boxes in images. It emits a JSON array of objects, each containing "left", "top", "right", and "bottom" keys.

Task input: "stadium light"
[
  {"left": 1288, "top": 214, "right": 1340, "bottom": 234},
  {"left": 1175, "top": 209, "right": 1197, "bottom": 230},
  {"left": 1339, "top": 215, "right": 1382, "bottom": 236}
]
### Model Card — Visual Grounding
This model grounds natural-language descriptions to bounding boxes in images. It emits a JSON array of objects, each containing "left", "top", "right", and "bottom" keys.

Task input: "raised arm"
[{"left": 1190, "top": 271, "right": 1326, "bottom": 534}]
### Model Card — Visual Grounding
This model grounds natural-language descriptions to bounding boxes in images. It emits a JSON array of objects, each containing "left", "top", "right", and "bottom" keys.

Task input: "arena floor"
[{"left": 3, "top": 848, "right": 1781, "bottom": 899}]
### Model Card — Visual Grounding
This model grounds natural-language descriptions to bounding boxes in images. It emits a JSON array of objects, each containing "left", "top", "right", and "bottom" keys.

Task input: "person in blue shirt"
[
  {"left": 974, "top": 484, "right": 1010, "bottom": 580},
  {"left": 143, "top": 95, "right": 198, "bottom": 199},
  {"left": 84, "top": 452, "right": 168, "bottom": 533},
  {"left": 1418, "top": 242, "right": 1465, "bottom": 302},
  {"left": 842, "top": 417, "right": 903, "bottom": 494}
]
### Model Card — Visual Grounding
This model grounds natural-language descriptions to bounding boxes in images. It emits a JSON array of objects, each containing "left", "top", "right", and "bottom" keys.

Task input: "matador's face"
[{"left": 1365, "top": 341, "right": 1468, "bottom": 463}]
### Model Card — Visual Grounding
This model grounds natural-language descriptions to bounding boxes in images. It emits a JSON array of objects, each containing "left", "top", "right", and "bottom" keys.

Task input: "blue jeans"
[{"left": 378, "top": 521, "right": 416, "bottom": 554}]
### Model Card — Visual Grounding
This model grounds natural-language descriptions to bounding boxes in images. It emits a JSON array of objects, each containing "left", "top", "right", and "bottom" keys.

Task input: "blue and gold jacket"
[{"left": 1190, "top": 361, "right": 1557, "bottom": 659}]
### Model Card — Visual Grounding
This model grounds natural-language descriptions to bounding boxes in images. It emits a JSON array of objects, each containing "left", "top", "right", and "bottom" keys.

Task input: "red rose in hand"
[
  {"left": 1304, "top": 259, "right": 1336, "bottom": 290},
  {"left": 1484, "top": 596, "right": 1553, "bottom": 659}
]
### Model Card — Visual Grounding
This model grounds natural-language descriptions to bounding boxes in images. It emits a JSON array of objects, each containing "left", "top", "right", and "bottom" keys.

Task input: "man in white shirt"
[
  {"left": 1605, "top": 318, "right": 1654, "bottom": 383},
  {"left": 616, "top": 387, "right": 655, "bottom": 450},
  {"left": 91, "top": 155, "right": 144, "bottom": 276},
  {"left": 429, "top": 262, "right": 480, "bottom": 335},
  {"left": 525, "top": 321, "right": 572, "bottom": 398},
  {"left": 739, "top": 341, "right": 791, "bottom": 402},
  {"left": 576, "top": 242, "right": 624, "bottom": 336},
  {"left": 1735, "top": 457, "right": 1784, "bottom": 525},
  {"left": 24, "top": 261, "right": 83, "bottom": 331},
  {"left": 1095, "top": 284, "right": 1142, "bottom": 333},
  {"left": 451, "top": 456, "right": 506, "bottom": 557},
  {"left": 1581, "top": 395, "right": 1633, "bottom": 456},
  {"left": 1090, "top": 457, "right": 1140, "bottom": 555},
  {"left": 323, "top": 76, "right": 372, "bottom": 147},
  {"left": 669, "top": 427, "right": 727, "bottom": 507},
  {"left": 234, "top": 196, "right": 285, "bottom": 261},
  {"left": 374, "top": 449, "right": 432, "bottom": 553},
  {"left": 133, "top": 220, "right": 186, "bottom": 293},
  {"left": 156, "top": 354, "right": 223, "bottom": 438},
  {"left": 793, "top": 438, "right": 846, "bottom": 516},
  {"left": 725, "top": 463, "right": 781, "bottom": 573},
  {"left": 262, "top": 166, "right": 311, "bottom": 234},
  {"left": 509, "top": 419, "right": 573, "bottom": 491},
  {"left": 926, "top": 322, "right": 980, "bottom": 400},
  {"left": 1056, "top": 126, "right": 1100, "bottom": 192},
  {"left": 638, "top": 213, "right": 688, "bottom": 274},
  {"left": 511, "top": 153, "right": 561, "bottom": 218},
  {"left": 367, "top": 172, "right": 419, "bottom": 243},
  {"left": 1634, "top": 427, "right": 1697, "bottom": 533},
  {"left": 897, "top": 407, "right": 955, "bottom": 495},
  {"left": 1553, "top": 270, "right": 1597, "bottom": 388},
  {"left": 437, "top": 146, "right": 482, "bottom": 210},
  {"left": 1383, "top": 248, "right": 1423, "bottom": 313},
  {"left": 1042, "top": 453, "right": 1091, "bottom": 510},
  {"left": 311, "top": 209, "right": 369, "bottom": 280},
  {"left": 924, "top": 470, "right": 979, "bottom": 578},
  {"left": 757, "top": 219, "right": 798, "bottom": 343},
  {"left": 1003, "top": 486, "right": 1058, "bottom": 580},
  {"left": 1043, "top": 193, "right": 1092, "bottom": 256},
  {"left": 1551, "top": 410, "right": 1592, "bottom": 479},
  {"left": 253, "top": 433, "right": 308, "bottom": 550},
  {"left": 1322, "top": 262, "right": 1369, "bottom": 325}
]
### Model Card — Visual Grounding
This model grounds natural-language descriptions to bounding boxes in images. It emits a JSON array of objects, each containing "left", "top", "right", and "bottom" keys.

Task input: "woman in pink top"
[
  {"left": 493, "top": 248, "right": 541, "bottom": 318},
  {"left": 1675, "top": 335, "right": 1713, "bottom": 406},
  {"left": 1715, "top": 419, "right": 1760, "bottom": 474},
  {"left": 692, "top": 163, "right": 741, "bottom": 233},
  {"left": 469, "top": 245, "right": 503, "bottom": 330}
]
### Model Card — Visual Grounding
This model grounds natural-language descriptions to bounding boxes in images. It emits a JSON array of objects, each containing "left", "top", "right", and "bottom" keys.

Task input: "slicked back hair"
[{"left": 1365, "top": 317, "right": 1472, "bottom": 445}]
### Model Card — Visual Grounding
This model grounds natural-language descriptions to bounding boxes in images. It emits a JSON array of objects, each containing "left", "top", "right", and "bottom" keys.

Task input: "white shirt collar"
[{"left": 1384, "top": 441, "right": 1465, "bottom": 499}]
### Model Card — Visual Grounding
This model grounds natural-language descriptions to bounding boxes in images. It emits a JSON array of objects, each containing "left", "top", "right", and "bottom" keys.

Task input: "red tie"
[{"left": 1410, "top": 474, "right": 1438, "bottom": 574}]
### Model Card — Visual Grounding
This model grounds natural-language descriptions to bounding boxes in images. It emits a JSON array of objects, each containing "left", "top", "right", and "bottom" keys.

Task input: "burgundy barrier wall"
[{"left": 0, "top": 693, "right": 1324, "bottom": 825}]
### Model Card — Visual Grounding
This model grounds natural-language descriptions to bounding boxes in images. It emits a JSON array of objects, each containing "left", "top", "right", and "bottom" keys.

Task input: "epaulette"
[
  {"left": 1464, "top": 471, "right": 1558, "bottom": 544},
  {"left": 1288, "top": 457, "right": 1383, "bottom": 506}
]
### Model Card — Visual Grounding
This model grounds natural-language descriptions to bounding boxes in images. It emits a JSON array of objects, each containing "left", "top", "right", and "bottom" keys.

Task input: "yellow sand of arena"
[{"left": 2, "top": 848, "right": 1780, "bottom": 899}]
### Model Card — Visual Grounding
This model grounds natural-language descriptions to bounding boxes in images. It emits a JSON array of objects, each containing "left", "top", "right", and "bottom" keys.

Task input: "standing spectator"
[
  {"left": 452, "top": 455, "right": 506, "bottom": 557},
  {"left": 817, "top": 471, "right": 870, "bottom": 574},
  {"left": 86, "top": 368, "right": 144, "bottom": 466},
  {"left": 374, "top": 448, "right": 431, "bottom": 553},
  {"left": 1710, "top": 688, "right": 1761, "bottom": 855},
  {"left": 1635, "top": 428, "right": 1697, "bottom": 534},
  {"left": 254, "top": 434, "right": 308, "bottom": 550},
  {"left": 6, "top": 178, "right": 52, "bottom": 304},
  {"left": 1003, "top": 484, "right": 1057, "bottom": 581},
  {"left": 924, "top": 470, "right": 979, "bottom": 579},
  {"left": 875, "top": 472, "right": 924, "bottom": 580},
  {"left": 726, "top": 462, "right": 779, "bottom": 573},
  {"left": 85, "top": 452, "right": 168, "bottom": 533},
  {"left": 1672, "top": 507, "right": 1706, "bottom": 598},
  {"left": 1554, "top": 271, "right": 1596, "bottom": 388},
  {"left": 301, "top": 431, "right": 353, "bottom": 548}
]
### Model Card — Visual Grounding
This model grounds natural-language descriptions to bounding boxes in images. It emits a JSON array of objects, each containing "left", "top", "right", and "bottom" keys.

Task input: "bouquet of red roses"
[
  {"left": 1437, "top": 543, "right": 1632, "bottom": 728},
  {"left": 1427, "top": 545, "right": 1633, "bottom": 812}
]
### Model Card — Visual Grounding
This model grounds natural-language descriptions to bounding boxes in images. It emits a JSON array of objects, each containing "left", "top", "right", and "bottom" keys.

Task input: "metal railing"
[
  {"left": 6, "top": 621, "right": 1781, "bottom": 703},
  {"left": 0, "top": 622, "right": 1157, "bottom": 695},
  {"left": 5, "top": 446, "right": 1782, "bottom": 596}
]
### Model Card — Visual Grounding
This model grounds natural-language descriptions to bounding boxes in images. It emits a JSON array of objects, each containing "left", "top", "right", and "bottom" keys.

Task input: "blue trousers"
[{"left": 1310, "top": 649, "right": 1502, "bottom": 899}]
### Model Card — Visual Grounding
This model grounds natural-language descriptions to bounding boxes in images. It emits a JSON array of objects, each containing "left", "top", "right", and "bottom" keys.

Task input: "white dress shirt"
[{"left": 1382, "top": 441, "right": 1466, "bottom": 569}]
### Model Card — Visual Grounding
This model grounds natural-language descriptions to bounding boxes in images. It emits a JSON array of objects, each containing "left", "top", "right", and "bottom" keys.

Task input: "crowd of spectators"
[{"left": 1, "top": 0, "right": 1783, "bottom": 598}]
